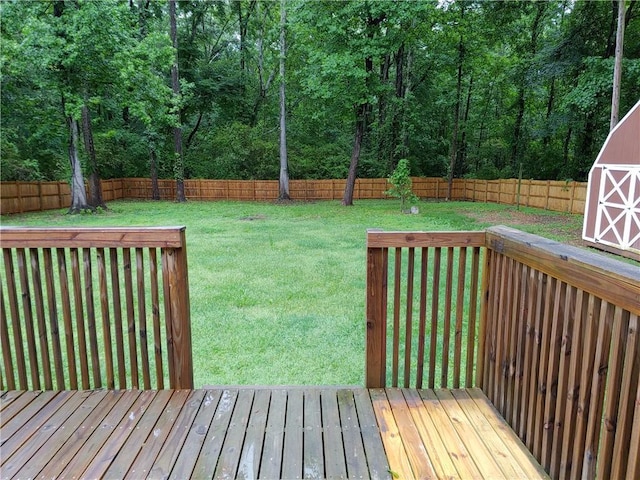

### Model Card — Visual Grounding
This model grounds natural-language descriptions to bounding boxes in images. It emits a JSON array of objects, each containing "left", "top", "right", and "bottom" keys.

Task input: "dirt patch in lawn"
[{"left": 460, "top": 207, "right": 587, "bottom": 247}]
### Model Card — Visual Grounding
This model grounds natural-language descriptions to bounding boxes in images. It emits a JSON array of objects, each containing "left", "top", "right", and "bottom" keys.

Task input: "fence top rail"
[
  {"left": 486, "top": 225, "right": 640, "bottom": 314},
  {"left": 0, "top": 226, "right": 186, "bottom": 249},
  {"left": 367, "top": 230, "right": 486, "bottom": 248}
]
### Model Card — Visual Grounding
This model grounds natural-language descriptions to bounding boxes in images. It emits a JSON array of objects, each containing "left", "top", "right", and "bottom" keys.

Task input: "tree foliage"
[{"left": 2, "top": 0, "right": 639, "bottom": 192}]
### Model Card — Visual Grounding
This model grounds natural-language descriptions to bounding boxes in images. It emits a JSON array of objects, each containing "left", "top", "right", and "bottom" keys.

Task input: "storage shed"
[{"left": 583, "top": 100, "right": 640, "bottom": 261}]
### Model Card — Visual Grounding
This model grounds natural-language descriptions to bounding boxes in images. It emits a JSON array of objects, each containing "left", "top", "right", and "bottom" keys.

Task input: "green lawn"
[{"left": 1, "top": 199, "right": 584, "bottom": 387}]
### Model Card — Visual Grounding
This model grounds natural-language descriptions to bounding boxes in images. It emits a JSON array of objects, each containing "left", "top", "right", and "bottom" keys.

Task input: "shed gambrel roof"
[{"left": 583, "top": 100, "right": 640, "bottom": 260}]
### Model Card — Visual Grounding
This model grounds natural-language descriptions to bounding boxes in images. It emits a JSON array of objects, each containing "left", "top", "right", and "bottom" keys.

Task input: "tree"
[
  {"left": 611, "top": 0, "right": 627, "bottom": 129},
  {"left": 169, "top": 0, "right": 186, "bottom": 202},
  {"left": 386, "top": 159, "right": 418, "bottom": 212},
  {"left": 278, "top": 0, "right": 290, "bottom": 201}
]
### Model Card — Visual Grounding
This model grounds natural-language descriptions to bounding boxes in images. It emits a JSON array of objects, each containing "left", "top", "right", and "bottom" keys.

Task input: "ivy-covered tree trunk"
[
  {"left": 82, "top": 104, "right": 105, "bottom": 208},
  {"left": 150, "top": 147, "right": 160, "bottom": 200},
  {"left": 67, "top": 116, "right": 89, "bottom": 213},
  {"left": 169, "top": 0, "right": 186, "bottom": 202}
]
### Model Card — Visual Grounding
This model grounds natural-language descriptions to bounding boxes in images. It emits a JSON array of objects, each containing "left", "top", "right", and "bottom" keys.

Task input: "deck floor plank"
[
  {"left": 2, "top": 389, "right": 92, "bottom": 478},
  {"left": 214, "top": 388, "right": 255, "bottom": 479},
  {"left": 464, "top": 388, "right": 549, "bottom": 479},
  {"left": 125, "top": 389, "right": 191, "bottom": 479},
  {"left": 169, "top": 388, "right": 225, "bottom": 479},
  {"left": 13, "top": 389, "right": 109, "bottom": 480},
  {"left": 433, "top": 388, "right": 506, "bottom": 479},
  {"left": 102, "top": 389, "right": 173, "bottom": 479},
  {"left": 55, "top": 390, "right": 142, "bottom": 478},
  {"left": 0, "top": 390, "right": 53, "bottom": 439},
  {"left": 452, "top": 388, "right": 532, "bottom": 479},
  {"left": 281, "top": 388, "right": 304, "bottom": 479},
  {"left": 147, "top": 389, "right": 207, "bottom": 479},
  {"left": 418, "top": 388, "right": 484, "bottom": 479},
  {"left": 385, "top": 388, "right": 438, "bottom": 478},
  {"left": 0, "top": 390, "right": 25, "bottom": 412},
  {"left": 237, "top": 388, "right": 271, "bottom": 479},
  {"left": 0, "top": 390, "right": 70, "bottom": 463},
  {"left": 259, "top": 388, "right": 287, "bottom": 479},
  {"left": 402, "top": 388, "right": 461, "bottom": 479},
  {"left": 303, "top": 388, "right": 325, "bottom": 479},
  {"left": 80, "top": 389, "right": 158, "bottom": 479},
  {"left": 353, "top": 388, "right": 391, "bottom": 480},
  {"left": 321, "top": 389, "right": 348, "bottom": 479},
  {"left": 369, "top": 388, "right": 414, "bottom": 480},
  {"left": 336, "top": 389, "right": 371, "bottom": 479},
  {"left": 36, "top": 390, "right": 122, "bottom": 479},
  {"left": 0, "top": 387, "right": 548, "bottom": 480}
]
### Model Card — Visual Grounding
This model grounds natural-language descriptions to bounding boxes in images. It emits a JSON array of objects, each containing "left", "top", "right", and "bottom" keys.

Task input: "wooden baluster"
[
  {"left": 416, "top": 247, "right": 428, "bottom": 389},
  {"left": 29, "top": 248, "right": 52, "bottom": 389},
  {"left": 150, "top": 248, "right": 164, "bottom": 389},
  {"left": 97, "top": 248, "right": 115, "bottom": 389},
  {"left": 109, "top": 248, "right": 126, "bottom": 389},
  {"left": 404, "top": 247, "right": 415, "bottom": 388},
  {"left": 136, "top": 247, "right": 151, "bottom": 389},
  {"left": 44, "top": 249, "right": 64, "bottom": 389},
  {"left": 16, "top": 248, "right": 40, "bottom": 389}
]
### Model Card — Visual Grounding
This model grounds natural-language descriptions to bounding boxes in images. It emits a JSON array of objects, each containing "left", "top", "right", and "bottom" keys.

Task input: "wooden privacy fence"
[
  {"left": 366, "top": 227, "right": 640, "bottom": 479},
  {"left": 1, "top": 177, "right": 586, "bottom": 215},
  {"left": 0, "top": 227, "right": 193, "bottom": 390}
]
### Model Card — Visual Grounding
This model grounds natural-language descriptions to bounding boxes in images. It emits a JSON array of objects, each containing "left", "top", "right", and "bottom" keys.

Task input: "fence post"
[
  {"left": 365, "top": 234, "right": 388, "bottom": 388},
  {"left": 162, "top": 227, "right": 193, "bottom": 389}
]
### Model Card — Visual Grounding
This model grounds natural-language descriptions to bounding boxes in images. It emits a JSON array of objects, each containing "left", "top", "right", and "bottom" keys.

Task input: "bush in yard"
[{"left": 386, "top": 159, "right": 419, "bottom": 212}]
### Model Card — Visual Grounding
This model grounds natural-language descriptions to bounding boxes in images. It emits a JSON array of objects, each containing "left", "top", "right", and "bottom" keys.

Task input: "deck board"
[{"left": 0, "top": 387, "right": 548, "bottom": 479}]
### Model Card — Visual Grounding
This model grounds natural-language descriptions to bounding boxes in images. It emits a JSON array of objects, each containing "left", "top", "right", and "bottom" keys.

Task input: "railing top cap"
[{"left": 0, "top": 226, "right": 187, "bottom": 248}]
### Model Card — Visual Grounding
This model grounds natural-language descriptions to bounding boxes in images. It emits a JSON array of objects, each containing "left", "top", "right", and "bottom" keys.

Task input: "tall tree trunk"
[
  {"left": 511, "top": 1, "right": 547, "bottom": 169},
  {"left": 278, "top": 0, "right": 290, "bottom": 201},
  {"left": 511, "top": 84, "right": 525, "bottom": 168},
  {"left": 610, "top": 0, "right": 626, "bottom": 129},
  {"left": 68, "top": 116, "right": 89, "bottom": 213},
  {"left": 400, "top": 32, "right": 414, "bottom": 160},
  {"left": 169, "top": 0, "right": 186, "bottom": 202},
  {"left": 81, "top": 104, "right": 105, "bottom": 209},
  {"left": 447, "top": 29, "right": 464, "bottom": 201},
  {"left": 543, "top": 78, "right": 555, "bottom": 148},
  {"left": 377, "top": 54, "right": 391, "bottom": 168},
  {"left": 343, "top": 103, "right": 367, "bottom": 206},
  {"left": 459, "top": 75, "right": 473, "bottom": 171},
  {"left": 150, "top": 145, "right": 160, "bottom": 200},
  {"left": 390, "top": 43, "right": 405, "bottom": 167}
]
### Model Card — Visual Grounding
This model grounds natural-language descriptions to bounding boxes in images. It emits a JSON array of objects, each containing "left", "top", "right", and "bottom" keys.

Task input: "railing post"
[
  {"left": 365, "top": 237, "right": 388, "bottom": 388},
  {"left": 475, "top": 246, "right": 492, "bottom": 389},
  {"left": 162, "top": 228, "right": 193, "bottom": 389}
]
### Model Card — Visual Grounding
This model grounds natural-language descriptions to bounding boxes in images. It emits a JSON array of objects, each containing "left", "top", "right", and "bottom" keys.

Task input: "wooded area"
[
  {"left": 0, "top": 177, "right": 587, "bottom": 215},
  {"left": 1, "top": 1, "right": 638, "bottom": 208}
]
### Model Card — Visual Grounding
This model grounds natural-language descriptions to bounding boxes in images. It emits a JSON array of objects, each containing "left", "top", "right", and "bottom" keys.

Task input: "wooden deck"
[{"left": 0, "top": 387, "right": 547, "bottom": 480}]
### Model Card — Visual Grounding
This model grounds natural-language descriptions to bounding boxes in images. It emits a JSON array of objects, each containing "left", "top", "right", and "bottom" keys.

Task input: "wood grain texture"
[
  {"left": 0, "top": 387, "right": 548, "bottom": 480},
  {"left": 1, "top": 227, "right": 192, "bottom": 390}
]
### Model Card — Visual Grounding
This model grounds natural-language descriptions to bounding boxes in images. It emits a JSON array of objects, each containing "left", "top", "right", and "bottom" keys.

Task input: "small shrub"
[{"left": 386, "top": 159, "right": 419, "bottom": 212}]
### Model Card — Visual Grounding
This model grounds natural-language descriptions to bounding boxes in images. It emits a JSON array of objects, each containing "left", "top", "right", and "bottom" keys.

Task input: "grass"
[{"left": 1, "top": 199, "right": 585, "bottom": 387}]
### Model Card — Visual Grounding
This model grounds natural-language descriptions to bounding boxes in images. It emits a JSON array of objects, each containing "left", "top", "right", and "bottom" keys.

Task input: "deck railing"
[
  {"left": 0, "top": 227, "right": 193, "bottom": 390},
  {"left": 366, "top": 226, "right": 640, "bottom": 479}
]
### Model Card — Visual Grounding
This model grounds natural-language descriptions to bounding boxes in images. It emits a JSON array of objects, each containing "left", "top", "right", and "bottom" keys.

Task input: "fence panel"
[{"left": 1, "top": 178, "right": 588, "bottom": 215}]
